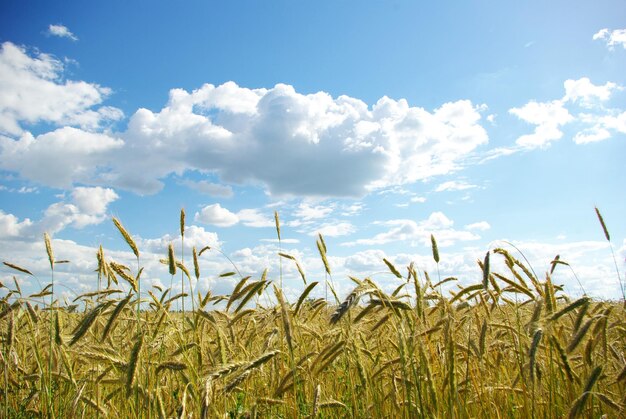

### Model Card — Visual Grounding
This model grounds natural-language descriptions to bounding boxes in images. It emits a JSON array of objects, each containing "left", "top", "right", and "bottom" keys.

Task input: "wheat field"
[{"left": 0, "top": 212, "right": 624, "bottom": 418}]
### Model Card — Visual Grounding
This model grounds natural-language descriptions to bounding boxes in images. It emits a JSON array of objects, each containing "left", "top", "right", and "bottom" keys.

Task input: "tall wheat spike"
[
  {"left": 274, "top": 210, "right": 281, "bottom": 241},
  {"left": 431, "top": 234, "right": 440, "bottom": 264},
  {"left": 193, "top": 246, "right": 200, "bottom": 280},
  {"left": 125, "top": 333, "right": 144, "bottom": 397},
  {"left": 167, "top": 243, "right": 176, "bottom": 276},
  {"left": 568, "top": 366, "right": 602, "bottom": 418},
  {"left": 383, "top": 258, "right": 402, "bottom": 279},
  {"left": 112, "top": 217, "right": 139, "bottom": 259},
  {"left": 317, "top": 238, "right": 331, "bottom": 276},
  {"left": 594, "top": 207, "right": 625, "bottom": 301},
  {"left": 273, "top": 285, "right": 293, "bottom": 353},
  {"left": 330, "top": 285, "right": 363, "bottom": 325},
  {"left": 44, "top": 232, "right": 54, "bottom": 270},
  {"left": 482, "top": 251, "right": 490, "bottom": 290},
  {"left": 594, "top": 207, "right": 610, "bottom": 241},
  {"left": 529, "top": 329, "right": 542, "bottom": 383}
]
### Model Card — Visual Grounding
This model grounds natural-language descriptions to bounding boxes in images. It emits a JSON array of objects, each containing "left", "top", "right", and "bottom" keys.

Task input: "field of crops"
[{"left": 1, "top": 213, "right": 625, "bottom": 418}]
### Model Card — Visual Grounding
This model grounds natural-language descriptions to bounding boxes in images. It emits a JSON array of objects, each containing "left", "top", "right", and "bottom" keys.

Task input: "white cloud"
[
  {"left": 193, "top": 204, "right": 275, "bottom": 229},
  {"left": 71, "top": 187, "right": 118, "bottom": 215},
  {"left": 0, "top": 128, "right": 124, "bottom": 189},
  {"left": 410, "top": 196, "right": 427, "bottom": 203},
  {"left": 180, "top": 179, "right": 234, "bottom": 198},
  {"left": 573, "top": 127, "right": 612, "bottom": 144},
  {"left": 237, "top": 208, "right": 274, "bottom": 228},
  {"left": 434, "top": 180, "right": 477, "bottom": 192},
  {"left": 39, "top": 186, "right": 119, "bottom": 232},
  {"left": 136, "top": 89, "right": 485, "bottom": 196},
  {"left": 340, "top": 202, "right": 365, "bottom": 216},
  {"left": 343, "top": 212, "right": 480, "bottom": 247},
  {"left": 509, "top": 100, "right": 573, "bottom": 148},
  {"left": 294, "top": 203, "right": 334, "bottom": 220},
  {"left": 138, "top": 225, "right": 220, "bottom": 254},
  {"left": 194, "top": 204, "right": 239, "bottom": 227},
  {"left": 573, "top": 110, "right": 626, "bottom": 144},
  {"left": 311, "top": 222, "right": 356, "bottom": 237},
  {"left": 0, "top": 210, "right": 33, "bottom": 237},
  {"left": 0, "top": 42, "right": 122, "bottom": 136},
  {"left": 344, "top": 249, "right": 388, "bottom": 272},
  {"left": 47, "top": 24, "right": 78, "bottom": 41},
  {"left": 0, "top": 186, "right": 117, "bottom": 240},
  {"left": 421, "top": 211, "right": 455, "bottom": 230},
  {"left": 181, "top": 225, "right": 221, "bottom": 250},
  {"left": 17, "top": 186, "right": 38, "bottom": 194},
  {"left": 1, "top": 46, "right": 490, "bottom": 197},
  {"left": 593, "top": 28, "right": 626, "bottom": 49},
  {"left": 564, "top": 78, "right": 619, "bottom": 106},
  {"left": 593, "top": 29, "right": 609, "bottom": 41},
  {"left": 510, "top": 78, "right": 625, "bottom": 148},
  {"left": 598, "top": 110, "right": 626, "bottom": 133},
  {"left": 464, "top": 221, "right": 490, "bottom": 231}
]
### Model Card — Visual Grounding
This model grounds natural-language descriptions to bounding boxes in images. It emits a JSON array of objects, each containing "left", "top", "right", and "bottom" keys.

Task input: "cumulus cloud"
[
  {"left": 40, "top": 186, "right": 119, "bottom": 233},
  {"left": 237, "top": 209, "right": 274, "bottom": 228},
  {"left": 109, "top": 84, "right": 488, "bottom": 196},
  {"left": 0, "top": 42, "right": 122, "bottom": 136},
  {"left": 0, "top": 210, "right": 34, "bottom": 237},
  {"left": 599, "top": 110, "right": 626, "bottom": 132},
  {"left": 509, "top": 100, "right": 573, "bottom": 148},
  {"left": 573, "top": 110, "right": 626, "bottom": 144},
  {"left": 564, "top": 78, "right": 619, "bottom": 106},
  {"left": 71, "top": 187, "right": 119, "bottom": 215},
  {"left": 1, "top": 44, "right": 490, "bottom": 197},
  {"left": 310, "top": 222, "right": 356, "bottom": 237},
  {"left": 137, "top": 225, "right": 220, "bottom": 254},
  {"left": 510, "top": 77, "right": 624, "bottom": 148},
  {"left": 39, "top": 186, "right": 119, "bottom": 231},
  {"left": 593, "top": 28, "right": 626, "bottom": 49},
  {"left": 0, "top": 186, "right": 118, "bottom": 240},
  {"left": 194, "top": 204, "right": 276, "bottom": 229},
  {"left": 194, "top": 204, "right": 239, "bottom": 227},
  {"left": 0, "top": 128, "right": 124, "bottom": 189},
  {"left": 47, "top": 24, "right": 78, "bottom": 41},
  {"left": 344, "top": 249, "right": 388, "bottom": 272},
  {"left": 343, "top": 212, "right": 480, "bottom": 247}
]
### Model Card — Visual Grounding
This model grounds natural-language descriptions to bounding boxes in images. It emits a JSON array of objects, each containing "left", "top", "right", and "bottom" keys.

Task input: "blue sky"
[{"left": 1, "top": 0, "right": 625, "bottom": 302}]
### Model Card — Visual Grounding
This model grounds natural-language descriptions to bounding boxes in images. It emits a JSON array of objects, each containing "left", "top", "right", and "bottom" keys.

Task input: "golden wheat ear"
[{"left": 112, "top": 217, "right": 139, "bottom": 259}]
